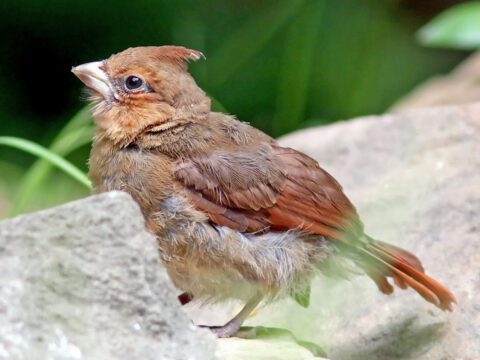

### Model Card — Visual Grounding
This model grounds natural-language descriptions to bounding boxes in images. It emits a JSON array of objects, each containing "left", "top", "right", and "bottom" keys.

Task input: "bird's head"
[{"left": 72, "top": 46, "right": 210, "bottom": 147}]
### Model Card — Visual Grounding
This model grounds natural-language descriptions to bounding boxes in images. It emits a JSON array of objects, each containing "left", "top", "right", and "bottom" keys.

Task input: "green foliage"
[
  {"left": 293, "top": 285, "right": 311, "bottom": 308},
  {"left": 274, "top": 1, "right": 324, "bottom": 135},
  {"left": 207, "top": 0, "right": 305, "bottom": 89},
  {"left": 0, "top": 1, "right": 467, "bottom": 216},
  {"left": 418, "top": 2, "right": 480, "bottom": 49},
  {"left": 228, "top": 327, "right": 327, "bottom": 358}
]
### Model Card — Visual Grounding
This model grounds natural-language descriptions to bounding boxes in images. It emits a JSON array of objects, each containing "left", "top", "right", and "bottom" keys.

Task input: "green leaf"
[
  {"left": 417, "top": 2, "right": 480, "bottom": 50},
  {"left": 293, "top": 284, "right": 311, "bottom": 308},
  {"left": 0, "top": 136, "right": 91, "bottom": 191},
  {"left": 218, "top": 327, "right": 327, "bottom": 359}
]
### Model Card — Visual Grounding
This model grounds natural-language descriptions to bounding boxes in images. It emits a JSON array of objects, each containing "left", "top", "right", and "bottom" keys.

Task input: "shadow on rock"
[{"left": 334, "top": 316, "right": 447, "bottom": 360}]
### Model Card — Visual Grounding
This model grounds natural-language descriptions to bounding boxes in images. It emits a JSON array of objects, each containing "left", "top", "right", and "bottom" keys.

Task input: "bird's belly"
[
  {"left": 165, "top": 259, "right": 261, "bottom": 302},
  {"left": 153, "top": 196, "right": 334, "bottom": 302}
]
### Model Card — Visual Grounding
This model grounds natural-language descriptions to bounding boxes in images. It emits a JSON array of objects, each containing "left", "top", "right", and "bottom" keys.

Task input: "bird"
[{"left": 72, "top": 45, "right": 456, "bottom": 338}]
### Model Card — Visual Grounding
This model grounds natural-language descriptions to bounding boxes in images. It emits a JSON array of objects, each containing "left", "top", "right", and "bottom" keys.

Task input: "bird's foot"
[
  {"left": 199, "top": 293, "right": 263, "bottom": 338},
  {"left": 200, "top": 321, "right": 242, "bottom": 338}
]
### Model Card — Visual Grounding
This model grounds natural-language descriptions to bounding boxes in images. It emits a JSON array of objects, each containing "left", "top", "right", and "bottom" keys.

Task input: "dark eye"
[{"left": 124, "top": 76, "right": 144, "bottom": 91}]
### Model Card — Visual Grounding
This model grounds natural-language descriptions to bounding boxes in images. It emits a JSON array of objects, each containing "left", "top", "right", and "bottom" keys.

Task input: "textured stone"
[
  {"left": 0, "top": 191, "right": 216, "bottom": 360},
  {"left": 238, "top": 103, "right": 480, "bottom": 359}
]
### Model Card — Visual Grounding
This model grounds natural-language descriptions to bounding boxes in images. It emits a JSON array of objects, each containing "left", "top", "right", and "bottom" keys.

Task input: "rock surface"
[
  {"left": 0, "top": 191, "right": 216, "bottom": 360},
  {"left": 238, "top": 104, "right": 479, "bottom": 359}
]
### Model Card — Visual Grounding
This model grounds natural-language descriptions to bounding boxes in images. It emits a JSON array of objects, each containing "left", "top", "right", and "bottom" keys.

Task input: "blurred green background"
[{"left": 0, "top": 0, "right": 473, "bottom": 218}]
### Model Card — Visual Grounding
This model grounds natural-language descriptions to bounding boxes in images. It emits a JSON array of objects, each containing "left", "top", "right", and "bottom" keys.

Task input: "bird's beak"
[{"left": 72, "top": 61, "right": 114, "bottom": 100}]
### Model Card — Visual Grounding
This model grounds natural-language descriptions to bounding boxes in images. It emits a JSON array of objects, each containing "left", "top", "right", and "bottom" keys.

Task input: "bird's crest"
[
  {"left": 106, "top": 46, "right": 205, "bottom": 71},
  {"left": 146, "top": 46, "right": 205, "bottom": 67}
]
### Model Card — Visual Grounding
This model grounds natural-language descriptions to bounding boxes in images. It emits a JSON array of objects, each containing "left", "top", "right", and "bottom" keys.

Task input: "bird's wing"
[
  {"left": 174, "top": 144, "right": 364, "bottom": 241},
  {"left": 175, "top": 144, "right": 457, "bottom": 311}
]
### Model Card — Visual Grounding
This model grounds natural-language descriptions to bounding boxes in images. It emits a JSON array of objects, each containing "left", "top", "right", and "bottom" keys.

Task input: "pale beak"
[{"left": 71, "top": 61, "right": 114, "bottom": 100}]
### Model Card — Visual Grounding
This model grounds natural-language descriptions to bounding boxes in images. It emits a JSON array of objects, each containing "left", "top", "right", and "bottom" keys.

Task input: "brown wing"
[{"left": 174, "top": 144, "right": 363, "bottom": 241}]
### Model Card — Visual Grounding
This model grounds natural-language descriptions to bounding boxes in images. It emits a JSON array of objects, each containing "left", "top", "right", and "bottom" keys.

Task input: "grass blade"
[
  {"left": 0, "top": 136, "right": 91, "bottom": 189},
  {"left": 9, "top": 108, "right": 93, "bottom": 215}
]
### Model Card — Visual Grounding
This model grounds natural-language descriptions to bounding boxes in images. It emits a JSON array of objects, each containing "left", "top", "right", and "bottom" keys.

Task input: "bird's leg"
[
  {"left": 201, "top": 293, "right": 263, "bottom": 338},
  {"left": 178, "top": 292, "right": 193, "bottom": 305}
]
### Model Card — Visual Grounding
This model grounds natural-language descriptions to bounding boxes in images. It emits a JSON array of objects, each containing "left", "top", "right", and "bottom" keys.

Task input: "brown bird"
[{"left": 72, "top": 46, "right": 456, "bottom": 338}]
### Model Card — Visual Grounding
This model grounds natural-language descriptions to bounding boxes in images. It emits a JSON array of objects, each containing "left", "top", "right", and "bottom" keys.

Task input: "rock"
[
  {"left": 392, "top": 52, "right": 480, "bottom": 111},
  {"left": 0, "top": 191, "right": 217, "bottom": 360},
  {"left": 239, "top": 104, "right": 479, "bottom": 359}
]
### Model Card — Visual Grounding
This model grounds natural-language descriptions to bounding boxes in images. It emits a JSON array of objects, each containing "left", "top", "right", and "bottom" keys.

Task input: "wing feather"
[{"left": 174, "top": 144, "right": 362, "bottom": 240}]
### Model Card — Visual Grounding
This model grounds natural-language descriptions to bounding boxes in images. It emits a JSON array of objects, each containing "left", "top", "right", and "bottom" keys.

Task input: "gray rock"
[
  {"left": 0, "top": 191, "right": 217, "bottom": 360},
  {"left": 240, "top": 104, "right": 479, "bottom": 359}
]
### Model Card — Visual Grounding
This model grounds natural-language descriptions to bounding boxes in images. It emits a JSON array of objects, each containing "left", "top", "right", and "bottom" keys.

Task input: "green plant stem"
[
  {"left": 8, "top": 108, "right": 94, "bottom": 215},
  {"left": 0, "top": 136, "right": 91, "bottom": 189}
]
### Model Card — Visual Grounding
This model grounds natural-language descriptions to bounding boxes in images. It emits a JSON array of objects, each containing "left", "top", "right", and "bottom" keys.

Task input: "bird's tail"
[{"left": 355, "top": 235, "right": 456, "bottom": 311}]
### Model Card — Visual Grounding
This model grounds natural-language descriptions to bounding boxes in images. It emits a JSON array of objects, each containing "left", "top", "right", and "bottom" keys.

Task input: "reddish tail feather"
[{"left": 358, "top": 236, "right": 456, "bottom": 311}]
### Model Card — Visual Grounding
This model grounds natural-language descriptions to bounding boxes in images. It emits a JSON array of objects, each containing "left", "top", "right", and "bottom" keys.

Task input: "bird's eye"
[{"left": 124, "top": 76, "right": 144, "bottom": 91}]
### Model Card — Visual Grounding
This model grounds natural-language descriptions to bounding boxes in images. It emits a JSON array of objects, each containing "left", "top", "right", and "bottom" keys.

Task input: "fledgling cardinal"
[{"left": 72, "top": 46, "right": 455, "bottom": 338}]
